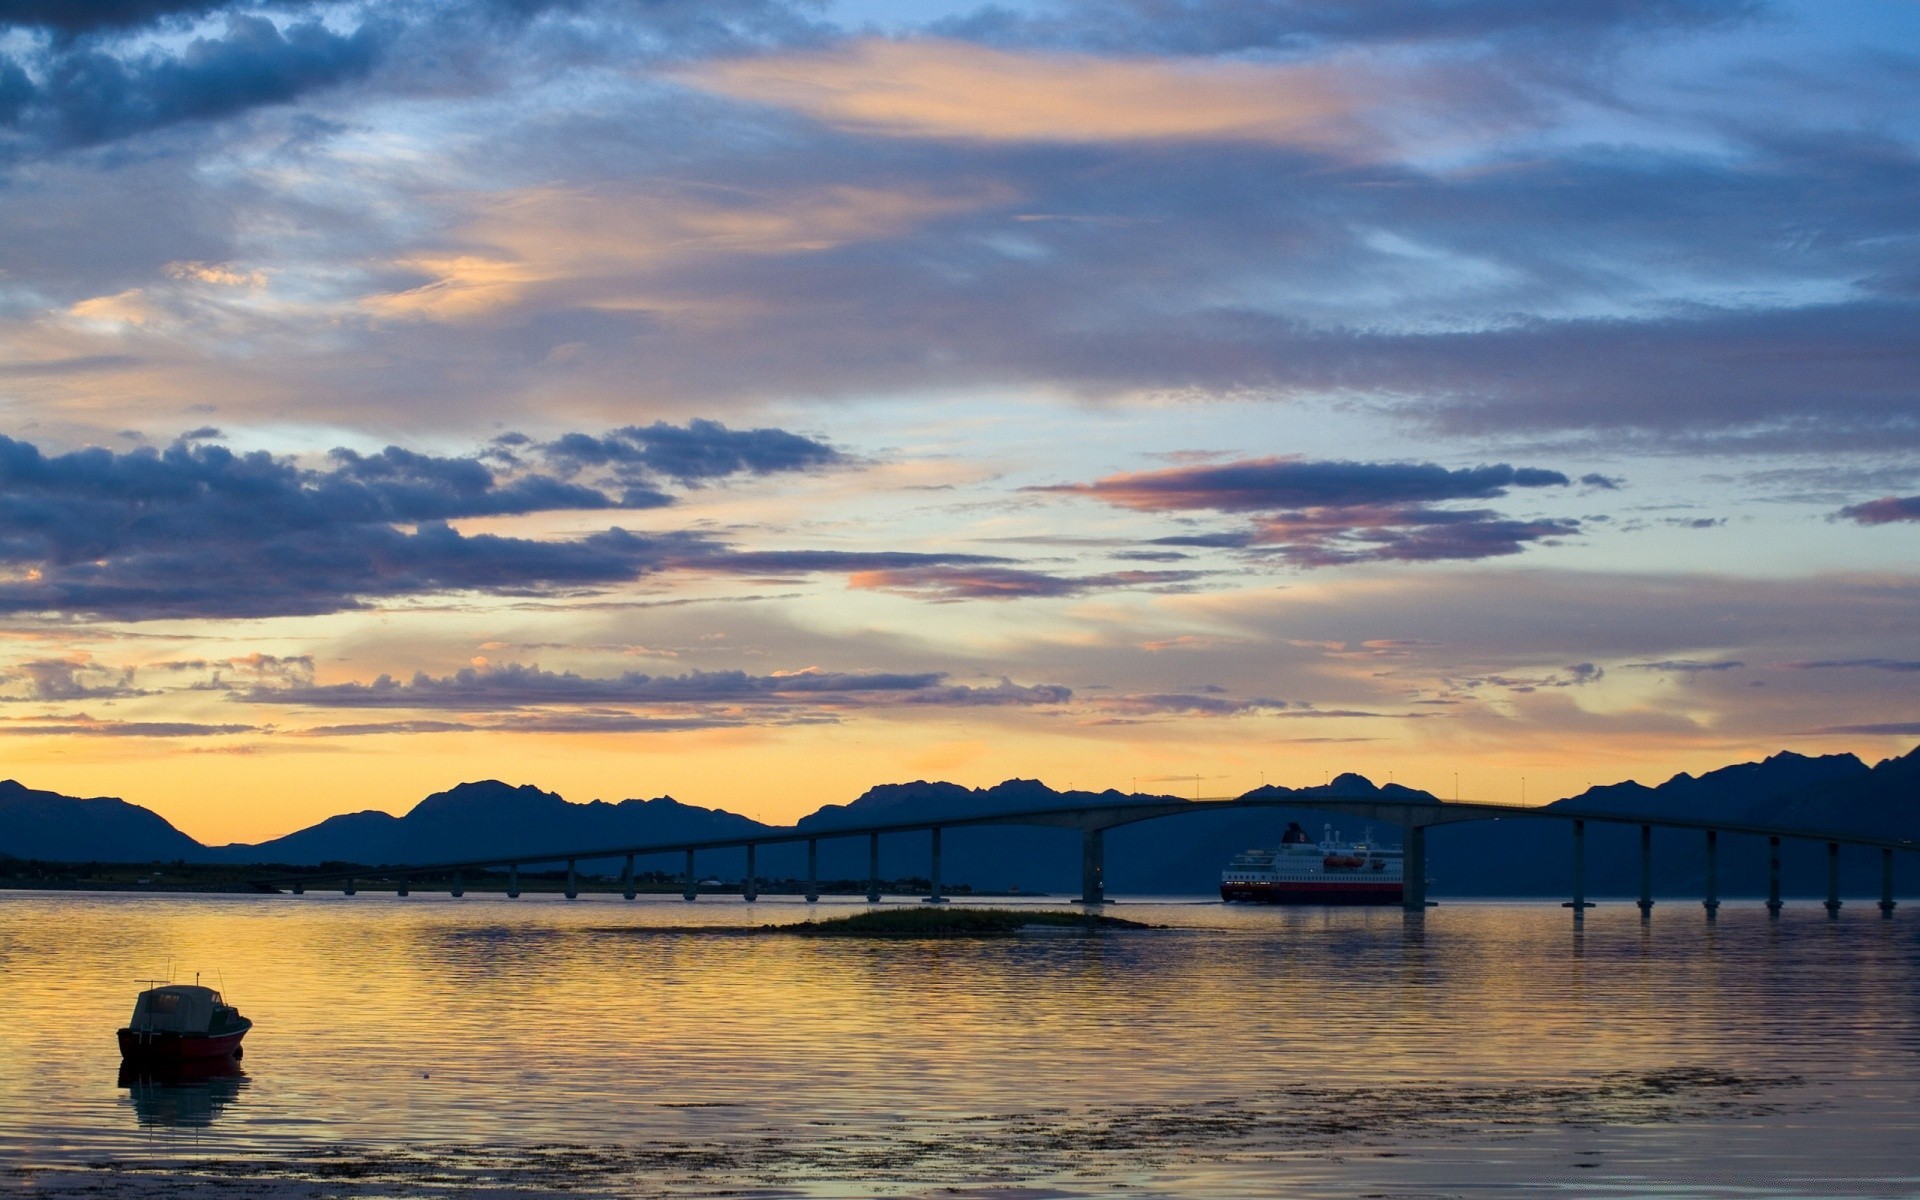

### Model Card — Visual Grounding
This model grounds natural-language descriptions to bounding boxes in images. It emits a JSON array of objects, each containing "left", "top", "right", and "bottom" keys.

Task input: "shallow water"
[{"left": 2, "top": 891, "right": 1916, "bottom": 1198}]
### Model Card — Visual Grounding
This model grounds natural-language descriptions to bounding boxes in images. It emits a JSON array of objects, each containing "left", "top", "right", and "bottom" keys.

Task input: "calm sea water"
[{"left": 2, "top": 891, "right": 1917, "bottom": 1198}]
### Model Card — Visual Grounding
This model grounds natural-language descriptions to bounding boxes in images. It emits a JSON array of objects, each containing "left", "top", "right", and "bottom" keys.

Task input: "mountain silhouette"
[{"left": 4, "top": 745, "right": 1917, "bottom": 897}]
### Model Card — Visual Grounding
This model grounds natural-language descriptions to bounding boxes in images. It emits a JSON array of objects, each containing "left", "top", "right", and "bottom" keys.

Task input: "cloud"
[
  {"left": 3, "top": 14, "right": 384, "bottom": 151},
  {"left": 1092, "top": 692, "right": 1293, "bottom": 717},
  {"left": 2, "top": 2, "right": 269, "bottom": 35},
  {"left": 846, "top": 565, "right": 1206, "bottom": 600},
  {"left": 1623, "top": 659, "right": 1745, "bottom": 673},
  {"left": 1779, "top": 658, "right": 1920, "bottom": 673},
  {"left": 0, "top": 714, "right": 253, "bottom": 736},
  {"left": 531, "top": 419, "right": 842, "bottom": 493},
  {"left": 681, "top": 37, "right": 1370, "bottom": 147},
  {"left": 0, "top": 428, "right": 883, "bottom": 620},
  {"left": 1816, "top": 721, "right": 1920, "bottom": 736},
  {"left": 0, "top": 653, "right": 144, "bottom": 700},
  {"left": 245, "top": 661, "right": 1072, "bottom": 710},
  {"left": 1047, "top": 458, "right": 1569, "bottom": 512},
  {"left": 1837, "top": 495, "right": 1920, "bottom": 525},
  {"left": 1053, "top": 457, "right": 1576, "bottom": 566},
  {"left": 930, "top": 0, "right": 1756, "bottom": 55}
]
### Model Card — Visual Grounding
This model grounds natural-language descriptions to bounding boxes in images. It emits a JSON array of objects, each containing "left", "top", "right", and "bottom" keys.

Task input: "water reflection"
[{"left": 118, "top": 1058, "right": 248, "bottom": 1129}]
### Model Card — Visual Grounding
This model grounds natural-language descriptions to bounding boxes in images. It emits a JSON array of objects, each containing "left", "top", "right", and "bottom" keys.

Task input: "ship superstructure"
[{"left": 1220, "top": 823, "right": 1404, "bottom": 905}]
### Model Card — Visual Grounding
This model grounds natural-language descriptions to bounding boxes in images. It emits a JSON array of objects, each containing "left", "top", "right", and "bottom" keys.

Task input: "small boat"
[{"left": 117, "top": 984, "right": 252, "bottom": 1063}]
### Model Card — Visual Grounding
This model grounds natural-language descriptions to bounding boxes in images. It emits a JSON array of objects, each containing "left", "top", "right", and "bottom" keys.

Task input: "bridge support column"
[
  {"left": 1637, "top": 824, "right": 1653, "bottom": 917},
  {"left": 1767, "top": 837, "right": 1782, "bottom": 916},
  {"left": 684, "top": 849, "right": 698, "bottom": 902},
  {"left": 1826, "top": 841, "right": 1842, "bottom": 917},
  {"left": 1401, "top": 824, "right": 1427, "bottom": 912},
  {"left": 1079, "top": 828, "right": 1105, "bottom": 904},
  {"left": 925, "top": 827, "right": 947, "bottom": 903},
  {"left": 565, "top": 859, "right": 578, "bottom": 900},
  {"left": 867, "top": 833, "right": 881, "bottom": 903},
  {"left": 744, "top": 845, "right": 758, "bottom": 902},
  {"left": 344, "top": 877, "right": 355, "bottom": 896},
  {"left": 1563, "top": 819, "right": 1593, "bottom": 913},
  {"left": 1703, "top": 830, "right": 1720, "bottom": 917},
  {"left": 622, "top": 854, "right": 635, "bottom": 901},
  {"left": 451, "top": 871, "right": 463, "bottom": 899},
  {"left": 397, "top": 875, "right": 409, "bottom": 898},
  {"left": 805, "top": 838, "right": 819, "bottom": 903},
  {"left": 507, "top": 865, "right": 519, "bottom": 899},
  {"left": 292, "top": 881, "right": 303, "bottom": 896},
  {"left": 1881, "top": 848, "right": 1896, "bottom": 918}
]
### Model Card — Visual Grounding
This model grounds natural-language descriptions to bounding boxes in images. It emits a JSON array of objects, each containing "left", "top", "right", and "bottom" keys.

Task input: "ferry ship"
[{"left": 1220, "top": 822, "right": 1404, "bottom": 905}]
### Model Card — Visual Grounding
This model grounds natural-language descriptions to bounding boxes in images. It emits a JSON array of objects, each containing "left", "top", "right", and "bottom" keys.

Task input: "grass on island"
[{"left": 778, "top": 906, "right": 1155, "bottom": 937}]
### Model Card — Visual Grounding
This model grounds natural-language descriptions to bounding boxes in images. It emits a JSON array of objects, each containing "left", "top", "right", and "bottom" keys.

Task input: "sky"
[{"left": 0, "top": 0, "right": 1916, "bottom": 844}]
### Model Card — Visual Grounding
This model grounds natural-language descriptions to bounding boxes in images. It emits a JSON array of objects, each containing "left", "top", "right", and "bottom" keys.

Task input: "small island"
[{"left": 776, "top": 907, "right": 1156, "bottom": 937}]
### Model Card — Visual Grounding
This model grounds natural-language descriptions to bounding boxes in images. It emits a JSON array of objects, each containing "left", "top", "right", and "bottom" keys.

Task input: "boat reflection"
[{"left": 117, "top": 1057, "right": 248, "bottom": 1129}]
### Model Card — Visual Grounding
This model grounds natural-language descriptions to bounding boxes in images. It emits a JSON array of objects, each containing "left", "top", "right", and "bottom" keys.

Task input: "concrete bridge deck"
[{"left": 266, "top": 792, "right": 1917, "bottom": 918}]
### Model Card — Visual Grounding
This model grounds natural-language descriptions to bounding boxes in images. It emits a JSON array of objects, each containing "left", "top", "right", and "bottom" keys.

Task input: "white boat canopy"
[{"left": 127, "top": 985, "right": 224, "bottom": 1034}]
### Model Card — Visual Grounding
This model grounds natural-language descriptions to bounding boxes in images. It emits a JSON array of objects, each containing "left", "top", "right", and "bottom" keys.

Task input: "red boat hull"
[
  {"left": 1221, "top": 881, "right": 1403, "bottom": 905},
  {"left": 118, "top": 1025, "right": 248, "bottom": 1063}
]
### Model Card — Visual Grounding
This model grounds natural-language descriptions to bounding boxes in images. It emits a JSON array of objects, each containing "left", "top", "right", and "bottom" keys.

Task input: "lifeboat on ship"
[{"left": 117, "top": 984, "right": 251, "bottom": 1064}]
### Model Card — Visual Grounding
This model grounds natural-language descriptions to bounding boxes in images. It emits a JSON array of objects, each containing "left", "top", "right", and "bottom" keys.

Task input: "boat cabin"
[{"left": 127, "top": 985, "right": 240, "bottom": 1036}]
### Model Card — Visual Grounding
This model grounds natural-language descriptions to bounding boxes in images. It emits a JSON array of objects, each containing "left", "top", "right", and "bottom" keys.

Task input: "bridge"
[{"left": 269, "top": 791, "right": 1915, "bottom": 917}]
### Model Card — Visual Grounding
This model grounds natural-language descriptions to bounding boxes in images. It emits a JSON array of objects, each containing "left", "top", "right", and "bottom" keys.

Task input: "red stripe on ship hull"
[{"left": 1220, "top": 882, "right": 1403, "bottom": 906}]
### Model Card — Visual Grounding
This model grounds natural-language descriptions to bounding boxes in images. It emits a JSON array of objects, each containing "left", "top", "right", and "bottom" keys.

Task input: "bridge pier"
[
  {"left": 1826, "top": 841, "right": 1842, "bottom": 917},
  {"left": 867, "top": 833, "right": 881, "bottom": 903},
  {"left": 924, "top": 827, "right": 947, "bottom": 903},
  {"left": 684, "top": 849, "right": 698, "bottom": 902},
  {"left": 1563, "top": 819, "right": 1594, "bottom": 913},
  {"left": 1401, "top": 824, "right": 1427, "bottom": 912},
  {"left": 805, "top": 838, "right": 819, "bottom": 903},
  {"left": 1881, "top": 848, "right": 1896, "bottom": 917},
  {"left": 1767, "top": 837, "right": 1782, "bottom": 916},
  {"left": 1079, "top": 828, "right": 1105, "bottom": 904},
  {"left": 292, "top": 881, "right": 303, "bottom": 896},
  {"left": 565, "top": 859, "right": 578, "bottom": 901},
  {"left": 343, "top": 877, "right": 355, "bottom": 896},
  {"left": 622, "top": 854, "right": 635, "bottom": 901},
  {"left": 744, "top": 845, "right": 758, "bottom": 902},
  {"left": 451, "top": 871, "right": 463, "bottom": 899},
  {"left": 1703, "top": 830, "right": 1720, "bottom": 917},
  {"left": 1636, "top": 824, "right": 1653, "bottom": 916},
  {"left": 397, "top": 875, "right": 409, "bottom": 898},
  {"left": 508, "top": 864, "right": 519, "bottom": 899}
]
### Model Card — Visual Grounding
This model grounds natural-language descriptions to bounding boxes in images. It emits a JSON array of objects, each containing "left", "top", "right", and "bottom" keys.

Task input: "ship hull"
[
  {"left": 117, "top": 1024, "right": 249, "bottom": 1063},
  {"left": 1220, "top": 881, "right": 1402, "bottom": 905}
]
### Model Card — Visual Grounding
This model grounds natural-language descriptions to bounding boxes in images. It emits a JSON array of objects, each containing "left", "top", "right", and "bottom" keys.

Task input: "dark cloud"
[
  {"left": 246, "top": 661, "right": 1071, "bottom": 710},
  {"left": 1816, "top": 721, "right": 1920, "bottom": 736},
  {"left": 0, "top": 429, "right": 999, "bottom": 619},
  {"left": 931, "top": 0, "right": 1755, "bottom": 55},
  {"left": 536, "top": 419, "right": 843, "bottom": 487},
  {"left": 1624, "top": 659, "right": 1745, "bottom": 673},
  {"left": 3, "top": 15, "right": 384, "bottom": 150},
  {"left": 1780, "top": 658, "right": 1920, "bottom": 673},
  {"left": 1837, "top": 495, "right": 1920, "bottom": 524},
  {"left": 1447, "top": 663, "right": 1605, "bottom": 693},
  {"left": 1245, "top": 509, "right": 1579, "bottom": 567},
  {"left": 1580, "top": 473, "right": 1623, "bottom": 490},
  {"left": 1057, "top": 458, "right": 1576, "bottom": 567},
  {"left": 846, "top": 565, "right": 1205, "bottom": 601},
  {"left": 1093, "top": 692, "right": 1292, "bottom": 717},
  {"left": 0, "top": 715, "right": 253, "bottom": 736},
  {"left": 1045, "top": 459, "right": 1568, "bottom": 513},
  {"left": 0, "top": 1, "right": 247, "bottom": 35},
  {"left": 1, "top": 655, "right": 144, "bottom": 700}
]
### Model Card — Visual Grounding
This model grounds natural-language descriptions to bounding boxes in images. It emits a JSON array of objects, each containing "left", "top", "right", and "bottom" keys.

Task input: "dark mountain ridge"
[{"left": 4, "top": 745, "right": 1917, "bottom": 897}]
